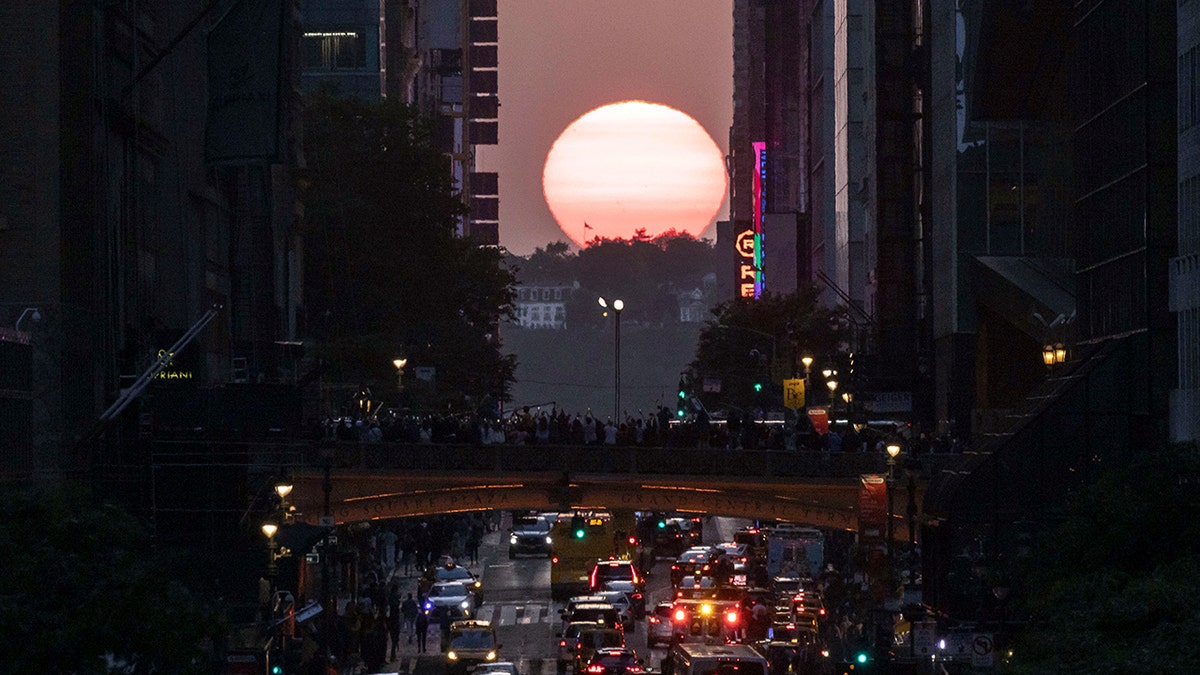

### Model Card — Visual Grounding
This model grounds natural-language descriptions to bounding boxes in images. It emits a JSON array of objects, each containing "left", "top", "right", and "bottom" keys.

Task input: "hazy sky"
[{"left": 475, "top": 1, "right": 733, "bottom": 256}]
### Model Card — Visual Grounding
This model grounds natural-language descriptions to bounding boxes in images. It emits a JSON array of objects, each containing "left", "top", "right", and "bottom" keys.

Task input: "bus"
[{"left": 550, "top": 510, "right": 636, "bottom": 600}]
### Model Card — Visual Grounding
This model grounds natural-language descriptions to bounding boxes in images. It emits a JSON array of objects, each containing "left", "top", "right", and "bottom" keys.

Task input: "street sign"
[
  {"left": 971, "top": 633, "right": 995, "bottom": 667},
  {"left": 783, "top": 378, "right": 805, "bottom": 409}
]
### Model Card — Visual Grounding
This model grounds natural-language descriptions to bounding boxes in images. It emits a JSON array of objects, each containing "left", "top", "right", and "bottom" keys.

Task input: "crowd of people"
[{"left": 311, "top": 405, "right": 970, "bottom": 456}]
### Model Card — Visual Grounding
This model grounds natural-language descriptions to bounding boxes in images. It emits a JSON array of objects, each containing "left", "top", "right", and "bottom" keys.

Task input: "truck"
[{"left": 764, "top": 525, "right": 824, "bottom": 579}]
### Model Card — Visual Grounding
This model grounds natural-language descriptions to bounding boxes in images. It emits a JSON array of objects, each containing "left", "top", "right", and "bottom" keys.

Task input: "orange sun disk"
[{"left": 542, "top": 100, "right": 727, "bottom": 246}]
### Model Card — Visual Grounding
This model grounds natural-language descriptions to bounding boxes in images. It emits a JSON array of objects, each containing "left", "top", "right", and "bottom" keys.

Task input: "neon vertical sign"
[{"left": 738, "top": 141, "right": 765, "bottom": 298}]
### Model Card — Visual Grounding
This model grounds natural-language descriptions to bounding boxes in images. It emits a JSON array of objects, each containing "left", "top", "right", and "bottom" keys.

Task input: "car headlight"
[
  {"left": 447, "top": 651, "right": 458, "bottom": 660},
  {"left": 487, "top": 651, "right": 497, "bottom": 660},
  {"left": 461, "top": 600, "right": 471, "bottom": 609},
  {"left": 510, "top": 535, "right": 518, "bottom": 545},
  {"left": 474, "top": 581, "right": 481, "bottom": 589},
  {"left": 545, "top": 536, "right": 553, "bottom": 545}
]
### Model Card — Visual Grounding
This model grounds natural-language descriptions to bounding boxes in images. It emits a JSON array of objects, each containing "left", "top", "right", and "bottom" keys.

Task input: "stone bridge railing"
[
  {"left": 148, "top": 439, "right": 966, "bottom": 481},
  {"left": 298, "top": 442, "right": 964, "bottom": 481}
]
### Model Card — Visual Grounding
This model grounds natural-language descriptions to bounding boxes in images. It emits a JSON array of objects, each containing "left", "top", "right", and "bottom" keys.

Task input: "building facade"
[{"left": 0, "top": 2, "right": 304, "bottom": 479}]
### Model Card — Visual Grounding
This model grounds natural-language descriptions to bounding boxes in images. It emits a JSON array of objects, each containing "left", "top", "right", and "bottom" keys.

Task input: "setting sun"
[{"left": 542, "top": 101, "right": 727, "bottom": 246}]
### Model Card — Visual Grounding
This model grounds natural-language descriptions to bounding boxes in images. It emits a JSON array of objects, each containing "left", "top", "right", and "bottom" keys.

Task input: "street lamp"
[
  {"left": 262, "top": 521, "right": 280, "bottom": 579},
  {"left": 598, "top": 297, "right": 624, "bottom": 421},
  {"left": 800, "top": 355, "right": 813, "bottom": 409},
  {"left": 392, "top": 357, "right": 407, "bottom": 391},
  {"left": 14, "top": 307, "right": 41, "bottom": 332},
  {"left": 885, "top": 443, "right": 902, "bottom": 571}
]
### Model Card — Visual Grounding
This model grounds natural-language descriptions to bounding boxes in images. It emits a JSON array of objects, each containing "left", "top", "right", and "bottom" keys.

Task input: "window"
[
  {"left": 303, "top": 30, "right": 367, "bottom": 70},
  {"left": 1181, "top": 46, "right": 1198, "bottom": 132}
]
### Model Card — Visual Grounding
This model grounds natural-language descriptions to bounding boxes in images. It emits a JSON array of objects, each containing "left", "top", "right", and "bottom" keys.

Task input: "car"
[
  {"left": 561, "top": 602, "right": 623, "bottom": 634},
  {"left": 475, "top": 662, "right": 521, "bottom": 675},
  {"left": 423, "top": 581, "right": 476, "bottom": 621},
  {"left": 646, "top": 601, "right": 675, "bottom": 648},
  {"left": 581, "top": 647, "right": 647, "bottom": 675},
  {"left": 589, "top": 559, "right": 645, "bottom": 595},
  {"left": 558, "top": 620, "right": 603, "bottom": 673},
  {"left": 573, "top": 626, "right": 627, "bottom": 673},
  {"left": 559, "top": 595, "right": 610, "bottom": 634},
  {"left": 602, "top": 579, "right": 646, "bottom": 619},
  {"left": 443, "top": 620, "right": 501, "bottom": 675},
  {"left": 426, "top": 562, "right": 485, "bottom": 604},
  {"left": 651, "top": 517, "right": 702, "bottom": 558},
  {"left": 670, "top": 549, "right": 717, "bottom": 588},
  {"left": 593, "top": 590, "right": 636, "bottom": 631},
  {"left": 510, "top": 514, "right": 554, "bottom": 558}
]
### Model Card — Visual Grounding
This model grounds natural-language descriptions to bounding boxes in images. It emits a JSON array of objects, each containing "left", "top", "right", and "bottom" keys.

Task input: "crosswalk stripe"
[{"left": 500, "top": 604, "right": 518, "bottom": 624}]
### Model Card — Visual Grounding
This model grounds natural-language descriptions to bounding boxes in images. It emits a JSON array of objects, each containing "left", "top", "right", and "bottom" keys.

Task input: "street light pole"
[
  {"left": 599, "top": 297, "right": 624, "bottom": 421},
  {"left": 885, "top": 443, "right": 902, "bottom": 575}
]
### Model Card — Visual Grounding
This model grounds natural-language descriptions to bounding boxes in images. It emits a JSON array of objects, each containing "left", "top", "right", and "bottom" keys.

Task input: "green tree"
[
  {"left": 1007, "top": 443, "right": 1200, "bottom": 673},
  {"left": 0, "top": 485, "right": 221, "bottom": 673},
  {"left": 301, "top": 88, "right": 517, "bottom": 409},
  {"left": 687, "top": 288, "right": 849, "bottom": 412}
]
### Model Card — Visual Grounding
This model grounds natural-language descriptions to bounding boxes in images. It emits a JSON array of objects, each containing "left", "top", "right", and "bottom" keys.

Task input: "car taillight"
[
  {"left": 560, "top": 640, "right": 567, "bottom": 647},
  {"left": 552, "top": 556, "right": 559, "bottom": 564},
  {"left": 673, "top": 609, "right": 687, "bottom": 622},
  {"left": 586, "top": 666, "right": 606, "bottom": 674},
  {"left": 726, "top": 611, "right": 740, "bottom": 625},
  {"left": 627, "top": 667, "right": 643, "bottom": 673},
  {"left": 648, "top": 616, "right": 659, "bottom": 624}
]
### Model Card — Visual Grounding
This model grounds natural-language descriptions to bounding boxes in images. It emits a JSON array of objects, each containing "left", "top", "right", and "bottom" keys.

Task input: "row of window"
[{"left": 517, "top": 287, "right": 568, "bottom": 301}]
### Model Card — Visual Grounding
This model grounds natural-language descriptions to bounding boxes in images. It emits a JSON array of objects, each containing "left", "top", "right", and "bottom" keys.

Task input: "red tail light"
[
  {"left": 586, "top": 666, "right": 606, "bottom": 674},
  {"left": 631, "top": 593, "right": 642, "bottom": 600},
  {"left": 648, "top": 616, "right": 659, "bottom": 624},
  {"left": 673, "top": 608, "right": 687, "bottom": 622},
  {"left": 552, "top": 556, "right": 559, "bottom": 564},
  {"left": 560, "top": 640, "right": 567, "bottom": 648},
  {"left": 628, "top": 536, "right": 637, "bottom": 546},
  {"left": 725, "top": 610, "right": 740, "bottom": 625},
  {"left": 628, "top": 667, "right": 644, "bottom": 673}
]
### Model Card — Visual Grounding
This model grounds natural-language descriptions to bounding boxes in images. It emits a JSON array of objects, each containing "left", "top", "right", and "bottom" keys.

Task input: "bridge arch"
[{"left": 290, "top": 471, "right": 921, "bottom": 541}]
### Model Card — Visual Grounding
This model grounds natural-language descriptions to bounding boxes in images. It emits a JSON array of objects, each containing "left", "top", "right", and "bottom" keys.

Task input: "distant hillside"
[{"left": 501, "top": 322, "right": 704, "bottom": 418}]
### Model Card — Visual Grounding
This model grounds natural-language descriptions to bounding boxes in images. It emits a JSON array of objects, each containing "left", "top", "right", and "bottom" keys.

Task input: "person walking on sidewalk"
[
  {"left": 414, "top": 609, "right": 430, "bottom": 653},
  {"left": 400, "top": 593, "right": 419, "bottom": 642}
]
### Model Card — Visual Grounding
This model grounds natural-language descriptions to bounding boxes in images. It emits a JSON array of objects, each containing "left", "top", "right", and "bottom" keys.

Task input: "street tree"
[
  {"left": 1007, "top": 443, "right": 1200, "bottom": 673},
  {"left": 0, "top": 485, "right": 222, "bottom": 673},
  {"left": 301, "top": 88, "right": 516, "bottom": 410},
  {"left": 687, "top": 288, "right": 850, "bottom": 413}
]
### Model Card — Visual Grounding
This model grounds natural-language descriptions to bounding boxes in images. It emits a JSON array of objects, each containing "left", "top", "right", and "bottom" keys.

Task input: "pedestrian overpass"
[{"left": 274, "top": 444, "right": 965, "bottom": 542}]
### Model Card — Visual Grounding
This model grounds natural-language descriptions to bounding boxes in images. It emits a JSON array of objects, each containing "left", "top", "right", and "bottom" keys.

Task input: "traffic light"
[
  {"left": 753, "top": 381, "right": 763, "bottom": 392},
  {"left": 572, "top": 513, "right": 586, "bottom": 539}
]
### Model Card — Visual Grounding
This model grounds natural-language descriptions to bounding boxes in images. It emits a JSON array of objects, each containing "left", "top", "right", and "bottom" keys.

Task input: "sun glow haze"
[{"left": 542, "top": 101, "right": 727, "bottom": 246}]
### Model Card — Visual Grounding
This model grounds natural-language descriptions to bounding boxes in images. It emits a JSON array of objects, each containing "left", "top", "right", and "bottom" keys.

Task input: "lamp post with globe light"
[
  {"left": 392, "top": 357, "right": 408, "bottom": 392},
  {"left": 598, "top": 297, "right": 624, "bottom": 421},
  {"left": 885, "top": 443, "right": 902, "bottom": 571}
]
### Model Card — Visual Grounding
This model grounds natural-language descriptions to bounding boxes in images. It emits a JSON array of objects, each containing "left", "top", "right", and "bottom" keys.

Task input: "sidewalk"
[{"left": 377, "top": 521, "right": 507, "bottom": 668}]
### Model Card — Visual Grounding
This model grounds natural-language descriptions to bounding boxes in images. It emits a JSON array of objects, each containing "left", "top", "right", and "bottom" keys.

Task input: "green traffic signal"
[
  {"left": 754, "top": 382, "right": 763, "bottom": 392},
  {"left": 855, "top": 651, "right": 869, "bottom": 664},
  {"left": 678, "top": 390, "right": 686, "bottom": 399}
]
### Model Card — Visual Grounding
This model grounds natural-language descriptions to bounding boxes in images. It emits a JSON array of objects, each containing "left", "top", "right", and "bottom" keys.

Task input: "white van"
[{"left": 661, "top": 644, "right": 769, "bottom": 675}]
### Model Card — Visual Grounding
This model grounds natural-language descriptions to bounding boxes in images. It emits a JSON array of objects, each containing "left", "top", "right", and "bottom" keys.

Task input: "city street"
[{"left": 372, "top": 514, "right": 744, "bottom": 675}]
